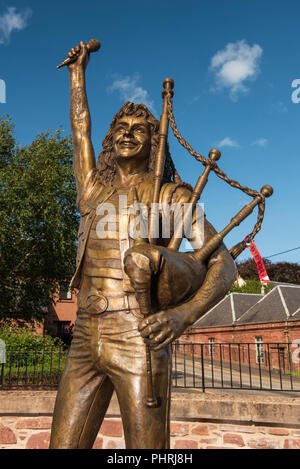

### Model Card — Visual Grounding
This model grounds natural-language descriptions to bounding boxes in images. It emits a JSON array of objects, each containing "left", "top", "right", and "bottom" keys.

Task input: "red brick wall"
[
  {"left": 1, "top": 416, "right": 300, "bottom": 449},
  {"left": 44, "top": 289, "right": 78, "bottom": 337},
  {"left": 180, "top": 322, "right": 300, "bottom": 372},
  {"left": 184, "top": 321, "right": 300, "bottom": 344},
  {"left": 52, "top": 289, "right": 77, "bottom": 324},
  {"left": 2, "top": 390, "right": 300, "bottom": 450}
]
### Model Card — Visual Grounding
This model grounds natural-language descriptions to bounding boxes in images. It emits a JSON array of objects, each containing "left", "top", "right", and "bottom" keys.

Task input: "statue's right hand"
[{"left": 67, "top": 41, "right": 89, "bottom": 71}]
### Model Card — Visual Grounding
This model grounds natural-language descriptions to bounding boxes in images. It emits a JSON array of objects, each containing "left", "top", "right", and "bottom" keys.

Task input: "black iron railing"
[
  {"left": 0, "top": 347, "right": 68, "bottom": 389},
  {"left": 1, "top": 343, "right": 300, "bottom": 392},
  {"left": 171, "top": 342, "right": 300, "bottom": 392}
]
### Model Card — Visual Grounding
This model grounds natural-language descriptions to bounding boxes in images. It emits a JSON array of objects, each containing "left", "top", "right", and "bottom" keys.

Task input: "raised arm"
[{"left": 67, "top": 41, "right": 96, "bottom": 189}]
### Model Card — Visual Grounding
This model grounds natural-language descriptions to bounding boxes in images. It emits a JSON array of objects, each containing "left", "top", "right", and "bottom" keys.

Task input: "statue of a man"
[{"left": 49, "top": 41, "right": 236, "bottom": 449}]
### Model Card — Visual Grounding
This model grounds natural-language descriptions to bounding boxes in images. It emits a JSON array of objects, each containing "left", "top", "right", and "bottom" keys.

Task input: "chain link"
[{"left": 166, "top": 94, "right": 265, "bottom": 246}]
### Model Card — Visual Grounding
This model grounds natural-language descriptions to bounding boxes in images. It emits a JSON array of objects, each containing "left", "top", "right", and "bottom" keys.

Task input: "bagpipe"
[{"left": 124, "top": 78, "right": 273, "bottom": 407}]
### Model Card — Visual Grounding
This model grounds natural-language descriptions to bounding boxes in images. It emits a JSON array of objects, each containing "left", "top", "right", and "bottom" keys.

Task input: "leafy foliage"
[
  {"left": 0, "top": 116, "right": 78, "bottom": 324},
  {"left": 0, "top": 324, "right": 64, "bottom": 350},
  {"left": 229, "top": 278, "right": 274, "bottom": 294},
  {"left": 236, "top": 258, "right": 300, "bottom": 284},
  {"left": 0, "top": 325, "right": 67, "bottom": 387}
]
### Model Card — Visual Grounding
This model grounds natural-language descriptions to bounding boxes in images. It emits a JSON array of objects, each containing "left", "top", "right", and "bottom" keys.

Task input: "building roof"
[
  {"left": 193, "top": 293, "right": 262, "bottom": 328},
  {"left": 192, "top": 285, "right": 300, "bottom": 329},
  {"left": 237, "top": 285, "right": 300, "bottom": 325}
]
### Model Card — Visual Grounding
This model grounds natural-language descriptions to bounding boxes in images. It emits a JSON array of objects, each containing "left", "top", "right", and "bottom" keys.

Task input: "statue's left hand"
[{"left": 138, "top": 309, "right": 189, "bottom": 351}]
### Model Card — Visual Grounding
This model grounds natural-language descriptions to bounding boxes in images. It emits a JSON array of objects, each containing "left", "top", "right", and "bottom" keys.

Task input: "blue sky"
[{"left": 0, "top": 0, "right": 299, "bottom": 265}]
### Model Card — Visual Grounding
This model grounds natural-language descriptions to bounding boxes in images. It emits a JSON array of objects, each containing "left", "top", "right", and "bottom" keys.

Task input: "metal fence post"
[{"left": 201, "top": 343, "right": 205, "bottom": 392}]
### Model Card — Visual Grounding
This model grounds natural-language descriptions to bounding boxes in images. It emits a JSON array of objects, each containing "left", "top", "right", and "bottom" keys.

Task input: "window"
[
  {"left": 59, "top": 283, "right": 72, "bottom": 300},
  {"left": 208, "top": 338, "right": 215, "bottom": 357},
  {"left": 255, "top": 336, "right": 264, "bottom": 364},
  {"left": 56, "top": 321, "right": 70, "bottom": 338}
]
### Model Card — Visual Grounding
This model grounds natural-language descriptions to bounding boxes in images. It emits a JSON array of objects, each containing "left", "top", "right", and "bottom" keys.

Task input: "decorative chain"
[{"left": 166, "top": 94, "right": 266, "bottom": 255}]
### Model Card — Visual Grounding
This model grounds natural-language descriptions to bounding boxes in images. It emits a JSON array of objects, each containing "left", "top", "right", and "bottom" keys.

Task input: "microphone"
[{"left": 57, "top": 39, "right": 101, "bottom": 69}]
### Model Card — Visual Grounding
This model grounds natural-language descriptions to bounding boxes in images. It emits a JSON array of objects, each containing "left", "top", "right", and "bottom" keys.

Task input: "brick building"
[
  {"left": 44, "top": 284, "right": 77, "bottom": 340},
  {"left": 180, "top": 284, "right": 300, "bottom": 371}
]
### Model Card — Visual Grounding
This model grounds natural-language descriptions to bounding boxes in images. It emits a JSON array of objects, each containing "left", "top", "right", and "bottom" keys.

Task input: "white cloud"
[
  {"left": 210, "top": 40, "right": 263, "bottom": 101},
  {"left": 252, "top": 138, "right": 268, "bottom": 147},
  {"left": 217, "top": 137, "right": 240, "bottom": 148},
  {"left": 0, "top": 6, "right": 32, "bottom": 44},
  {"left": 108, "top": 74, "right": 155, "bottom": 113}
]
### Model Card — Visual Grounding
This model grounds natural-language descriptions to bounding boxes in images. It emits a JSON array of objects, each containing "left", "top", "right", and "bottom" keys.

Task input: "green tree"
[
  {"left": 0, "top": 116, "right": 78, "bottom": 325},
  {"left": 236, "top": 258, "right": 300, "bottom": 284}
]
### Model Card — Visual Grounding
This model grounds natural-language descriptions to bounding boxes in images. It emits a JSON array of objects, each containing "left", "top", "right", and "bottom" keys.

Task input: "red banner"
[{"left": 244, "top": 238, "right": 270, "bottom": 284}]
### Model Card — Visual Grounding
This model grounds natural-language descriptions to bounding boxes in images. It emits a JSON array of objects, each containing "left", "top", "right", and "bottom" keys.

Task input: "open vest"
[{"left": 70, "top": 169, "right": 190, "bottom": 290}]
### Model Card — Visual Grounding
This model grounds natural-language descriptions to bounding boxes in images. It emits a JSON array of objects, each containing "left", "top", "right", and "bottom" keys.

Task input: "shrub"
[
  {"left": 0, "top": 324, "right": 65, "bottom": 351},
  {"left": 229, "top": 278, "right": 274, "bottom": 295}
]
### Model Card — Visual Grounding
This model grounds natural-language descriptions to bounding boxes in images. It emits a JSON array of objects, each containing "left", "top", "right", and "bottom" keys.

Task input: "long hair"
[{"left": 96, "top": 102, "right": 181, "bottom": 185}]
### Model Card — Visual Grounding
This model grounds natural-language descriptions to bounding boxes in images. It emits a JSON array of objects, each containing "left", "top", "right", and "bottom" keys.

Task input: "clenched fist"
[{"left": 67, "top": 41, "right": 90, "bottom": 71}]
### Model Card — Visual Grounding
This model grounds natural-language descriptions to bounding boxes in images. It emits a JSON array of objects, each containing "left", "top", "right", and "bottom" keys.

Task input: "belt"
[{"left": 84, "top": 292, "right": 140, "bottom": 315}]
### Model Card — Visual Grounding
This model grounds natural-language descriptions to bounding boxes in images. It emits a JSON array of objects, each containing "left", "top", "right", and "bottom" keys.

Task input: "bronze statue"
[{"left": 49, "top": 40, "right": 272, "bottom": 449}]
